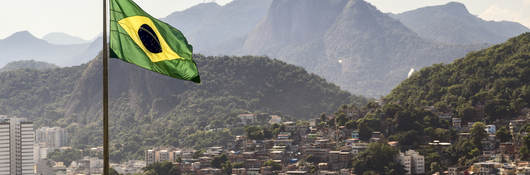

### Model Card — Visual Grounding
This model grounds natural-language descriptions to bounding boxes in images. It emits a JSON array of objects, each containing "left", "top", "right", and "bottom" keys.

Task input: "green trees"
[
  {"left": 335, "top": 113, "right": 348, "bottom": 126},
  {"left": 110, "top": 168, "right": 120, "bottom": 175},
  {"left": 357, "top": 116, "right": 380, "bottom": 141},
  {"left": 386, "top": 33, "right": 530, "bottom": 124},
  {"left": 221, "top": 162, "right": 232, "bottom": 175},
  {"left": 470, "top": 122, "right": 487, "bottom": 149},
  {"left": 430, "top": 162, "right": 442, "bottom": 174},
  {"left": 143, "top": 161, "right": 181, "bottom": 175},
  {"left": 244, "top": 125, "right": 278, "bottom": 141},
  {"left": 446, "top": 139, "right": 477, "bottom": 166},
  {"left": 456, "top": 103, "right": 478, "bottom": 122},
  {"left": 352, "top": 143, "right": 405, "bottom": 175},
  {"left": 212, "top": 154, "right": 229, "bottom": 169},
  {"left": 484, "top": 99, "right": 513, "bottom": 121},
  {"left": 211, "top": 154, "right": 232, "bottom": 175},
  {"left": 496, "top": 126, "right": 512, "bottom": 142},
  {"left": 0, "top": 55, "right": 369, "bottom": 162},
  {"left": 389, "top": 130, "right": 421, "bottom": 150},
  {"left": 358, "top": 124, "right": 373, "bottom": 142},
  {"left": 245, "top": 126, "right": 265, "bottom": 140},
  {"left": 47, "top": 149, "right": 83, "bottom": 166},
  {"left": 521, "top": 135, "right": 530, "bottom": 161},
  {"left": 264, "top": 160, "right": 282, "bottom": 171}
]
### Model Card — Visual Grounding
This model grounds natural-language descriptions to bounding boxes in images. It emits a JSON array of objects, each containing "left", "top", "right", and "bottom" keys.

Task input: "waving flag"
[{"left": 109, "top": 0, "right": 200, "bottom": 83}]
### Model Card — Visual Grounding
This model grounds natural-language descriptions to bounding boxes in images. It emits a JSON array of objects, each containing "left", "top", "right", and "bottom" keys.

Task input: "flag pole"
[{"left": 102, "top": 0, "right": 110, "bottom": 174}]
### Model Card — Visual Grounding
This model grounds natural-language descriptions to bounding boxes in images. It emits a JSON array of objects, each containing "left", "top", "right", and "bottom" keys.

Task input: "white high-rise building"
[
  {"left": 0, "top": 121, "right": 11, "bottom": 175},
  {"left": 36, "top": 127, "right": 67, "bottom": 149},
  {"left": 18, "top": 121, "right": 35, "bottom": 175},
  {"left": 145, "top": 148, "right": 182, "bottom": 166},
  {"left": 399, "top": 150, "right": 425, "bottom": 175},
  {"left": 0, "top": 116, "right": 35, "bottom": 175}
]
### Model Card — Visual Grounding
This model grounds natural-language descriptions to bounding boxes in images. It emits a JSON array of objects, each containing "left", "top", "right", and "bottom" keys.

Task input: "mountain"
[
  {"left": 324, "top": 33, "right": 530, "bottom": 174},
  {"left": 162, "top": 0, "right": 273, "bottom": 55},
  {"left": 0, "top": 31, "right": 97, "bottom": 67},
  {"left": 0, "top": 55, "right": 366, "bottom": 160},
  {"left": 42, "top": 32, "right": 88, "bottom": 45},
  {"left": 387, "top": 32, "right": 530, "bottom": 122},
  {"left": 0, "top": 0, "right": 271, "bottom": 71},
  {"left": 72, "top": 37, "right": 103, "bottom": 65},
  {"left": 0, "top": 0, "right": 272, "bottom": 67},
  {"left": 241, "top": 0, "right": 483, "bottom": 97},
  {"left": 0, "top": 60, "right": 58, "bottom": 72},
  {"left": 391, "top": 2, "right": 530, "bottom": 45}
]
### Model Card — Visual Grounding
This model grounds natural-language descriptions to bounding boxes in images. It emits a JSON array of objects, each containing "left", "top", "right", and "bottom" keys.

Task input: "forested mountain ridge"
[
  {"left": 320, "top": 33, "right": 530, "bottom": 174},
  {"left": 63, "top": 55, "right": 363, "bottom": 122},
  {"left": 386, "top": 32, "right": 530, "bottom": 122},
  {"left": 0, "top": 55, "right": 366, "bottom": 161},
  {"left": 3, "top": 0, "right": 528, "bottom": 98},
  {"left": 0, "top": 60, "right": 58, "bottom": 72}
]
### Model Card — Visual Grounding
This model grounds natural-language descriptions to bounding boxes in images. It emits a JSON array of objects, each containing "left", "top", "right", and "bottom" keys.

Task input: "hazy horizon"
[{"left": 1, "top": 0, "right": 529, "bottom": 41}]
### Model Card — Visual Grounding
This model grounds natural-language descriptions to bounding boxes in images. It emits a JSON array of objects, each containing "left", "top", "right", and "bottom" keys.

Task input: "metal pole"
[{"left": 102, "top": 0, "right": 110, "bottom": 174}]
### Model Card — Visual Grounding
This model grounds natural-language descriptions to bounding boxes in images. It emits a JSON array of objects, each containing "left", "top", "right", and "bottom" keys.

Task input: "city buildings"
[
  {"left": 0, "top": 116, "right": 35, "bottom": 175},
  {"left": 136, "top": 115, "right": 530, "bottom": 175},
  {"left": 66, "top": 156, "right": 103, "bottom": 174},
  {"left": 399, "top": 150, "right": 425, "bottom": 175},
  {"left": 36, "top": 127, "right": 68, "bottom": 149},
  {"left": 0, "top": 120, "right": 11, "bottom": 175},
  {"left": 34, "top": 126, "right": 68, "bottom": 162},
  {"left": 145, "top": 147, "right": 195, "bottom": 166}
]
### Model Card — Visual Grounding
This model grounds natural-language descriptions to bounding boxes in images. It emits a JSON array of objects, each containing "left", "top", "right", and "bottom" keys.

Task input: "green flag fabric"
[{"left": 110, "top": 0, "right": 200, "bottom": 83}]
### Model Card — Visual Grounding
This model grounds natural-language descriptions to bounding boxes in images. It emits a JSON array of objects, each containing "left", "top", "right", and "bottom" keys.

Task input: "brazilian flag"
[{"left": 110, "top": 0, "right": 200, "bottom": 83}]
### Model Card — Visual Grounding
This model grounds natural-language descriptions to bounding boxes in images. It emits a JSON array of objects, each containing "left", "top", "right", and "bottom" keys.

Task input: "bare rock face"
[
  {"left": 242, "top": 0, "right": 482, "bottom": 97},
  {"left": 162, "top": 0, "right": 273, "bottom": 55}
]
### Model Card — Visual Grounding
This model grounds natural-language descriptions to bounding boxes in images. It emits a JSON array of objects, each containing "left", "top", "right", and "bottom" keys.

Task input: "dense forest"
[
  {"left": 318, "top": 33, "right": 530, "bottom": 174},
  {"left": 0, "top": 55, "right": 366, "bottom": 161},
  {"left": 387, "top": 32, "right": 529, "bottom": 122}
]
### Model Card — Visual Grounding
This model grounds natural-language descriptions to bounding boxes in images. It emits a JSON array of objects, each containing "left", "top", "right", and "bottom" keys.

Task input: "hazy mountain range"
[
  {"left": 0, "top": 31, "right": 100, "bottom": 67},
  {"left": 42, "top": 32, "right": 89, "bottom": 45},
  {"left": 390, "top": 2, "right": 529, "bottom": 45},
  {"left": 1, "top": 0, "right": 528, "bottom": 96}
]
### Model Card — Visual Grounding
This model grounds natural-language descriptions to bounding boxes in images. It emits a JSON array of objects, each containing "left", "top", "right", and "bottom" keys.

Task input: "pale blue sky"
[{"left": 1, "top": 0, "right": 529, "bottom": 40}]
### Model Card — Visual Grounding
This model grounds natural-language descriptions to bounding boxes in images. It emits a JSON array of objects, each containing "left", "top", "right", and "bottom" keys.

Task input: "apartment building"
[
  {"left": 0, "top": 121, "right": 10, "bottom": 175},
  {"left": 0, "top": 116, "right": 35, "bottom": 175},
  {"left": 145, "top": 147, "right": 184, "bottom": 166},
  {"left": 36, "top": 127, "right": 68, "bottom": 149},
  {"left": 399, "top": 150, "right": 425, "bottom": 175}
]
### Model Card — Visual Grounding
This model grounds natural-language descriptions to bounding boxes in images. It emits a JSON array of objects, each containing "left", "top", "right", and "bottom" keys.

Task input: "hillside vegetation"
[
  {"left": 387, "top": 32, "right": 530, "bottom": 122},
  {"left": 0, "top": 55, "right": 366, "bottom": 161},
  {"left": 0, "top": 60, "right": 59, "bottom": 72},
  {"left": 320, "top": 33, "right": 529, "bottom": 174}
]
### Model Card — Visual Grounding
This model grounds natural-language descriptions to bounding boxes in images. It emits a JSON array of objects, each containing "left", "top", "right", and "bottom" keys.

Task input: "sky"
[{"left": 1, "top": 0, "right": 529, "bottom": 41}]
